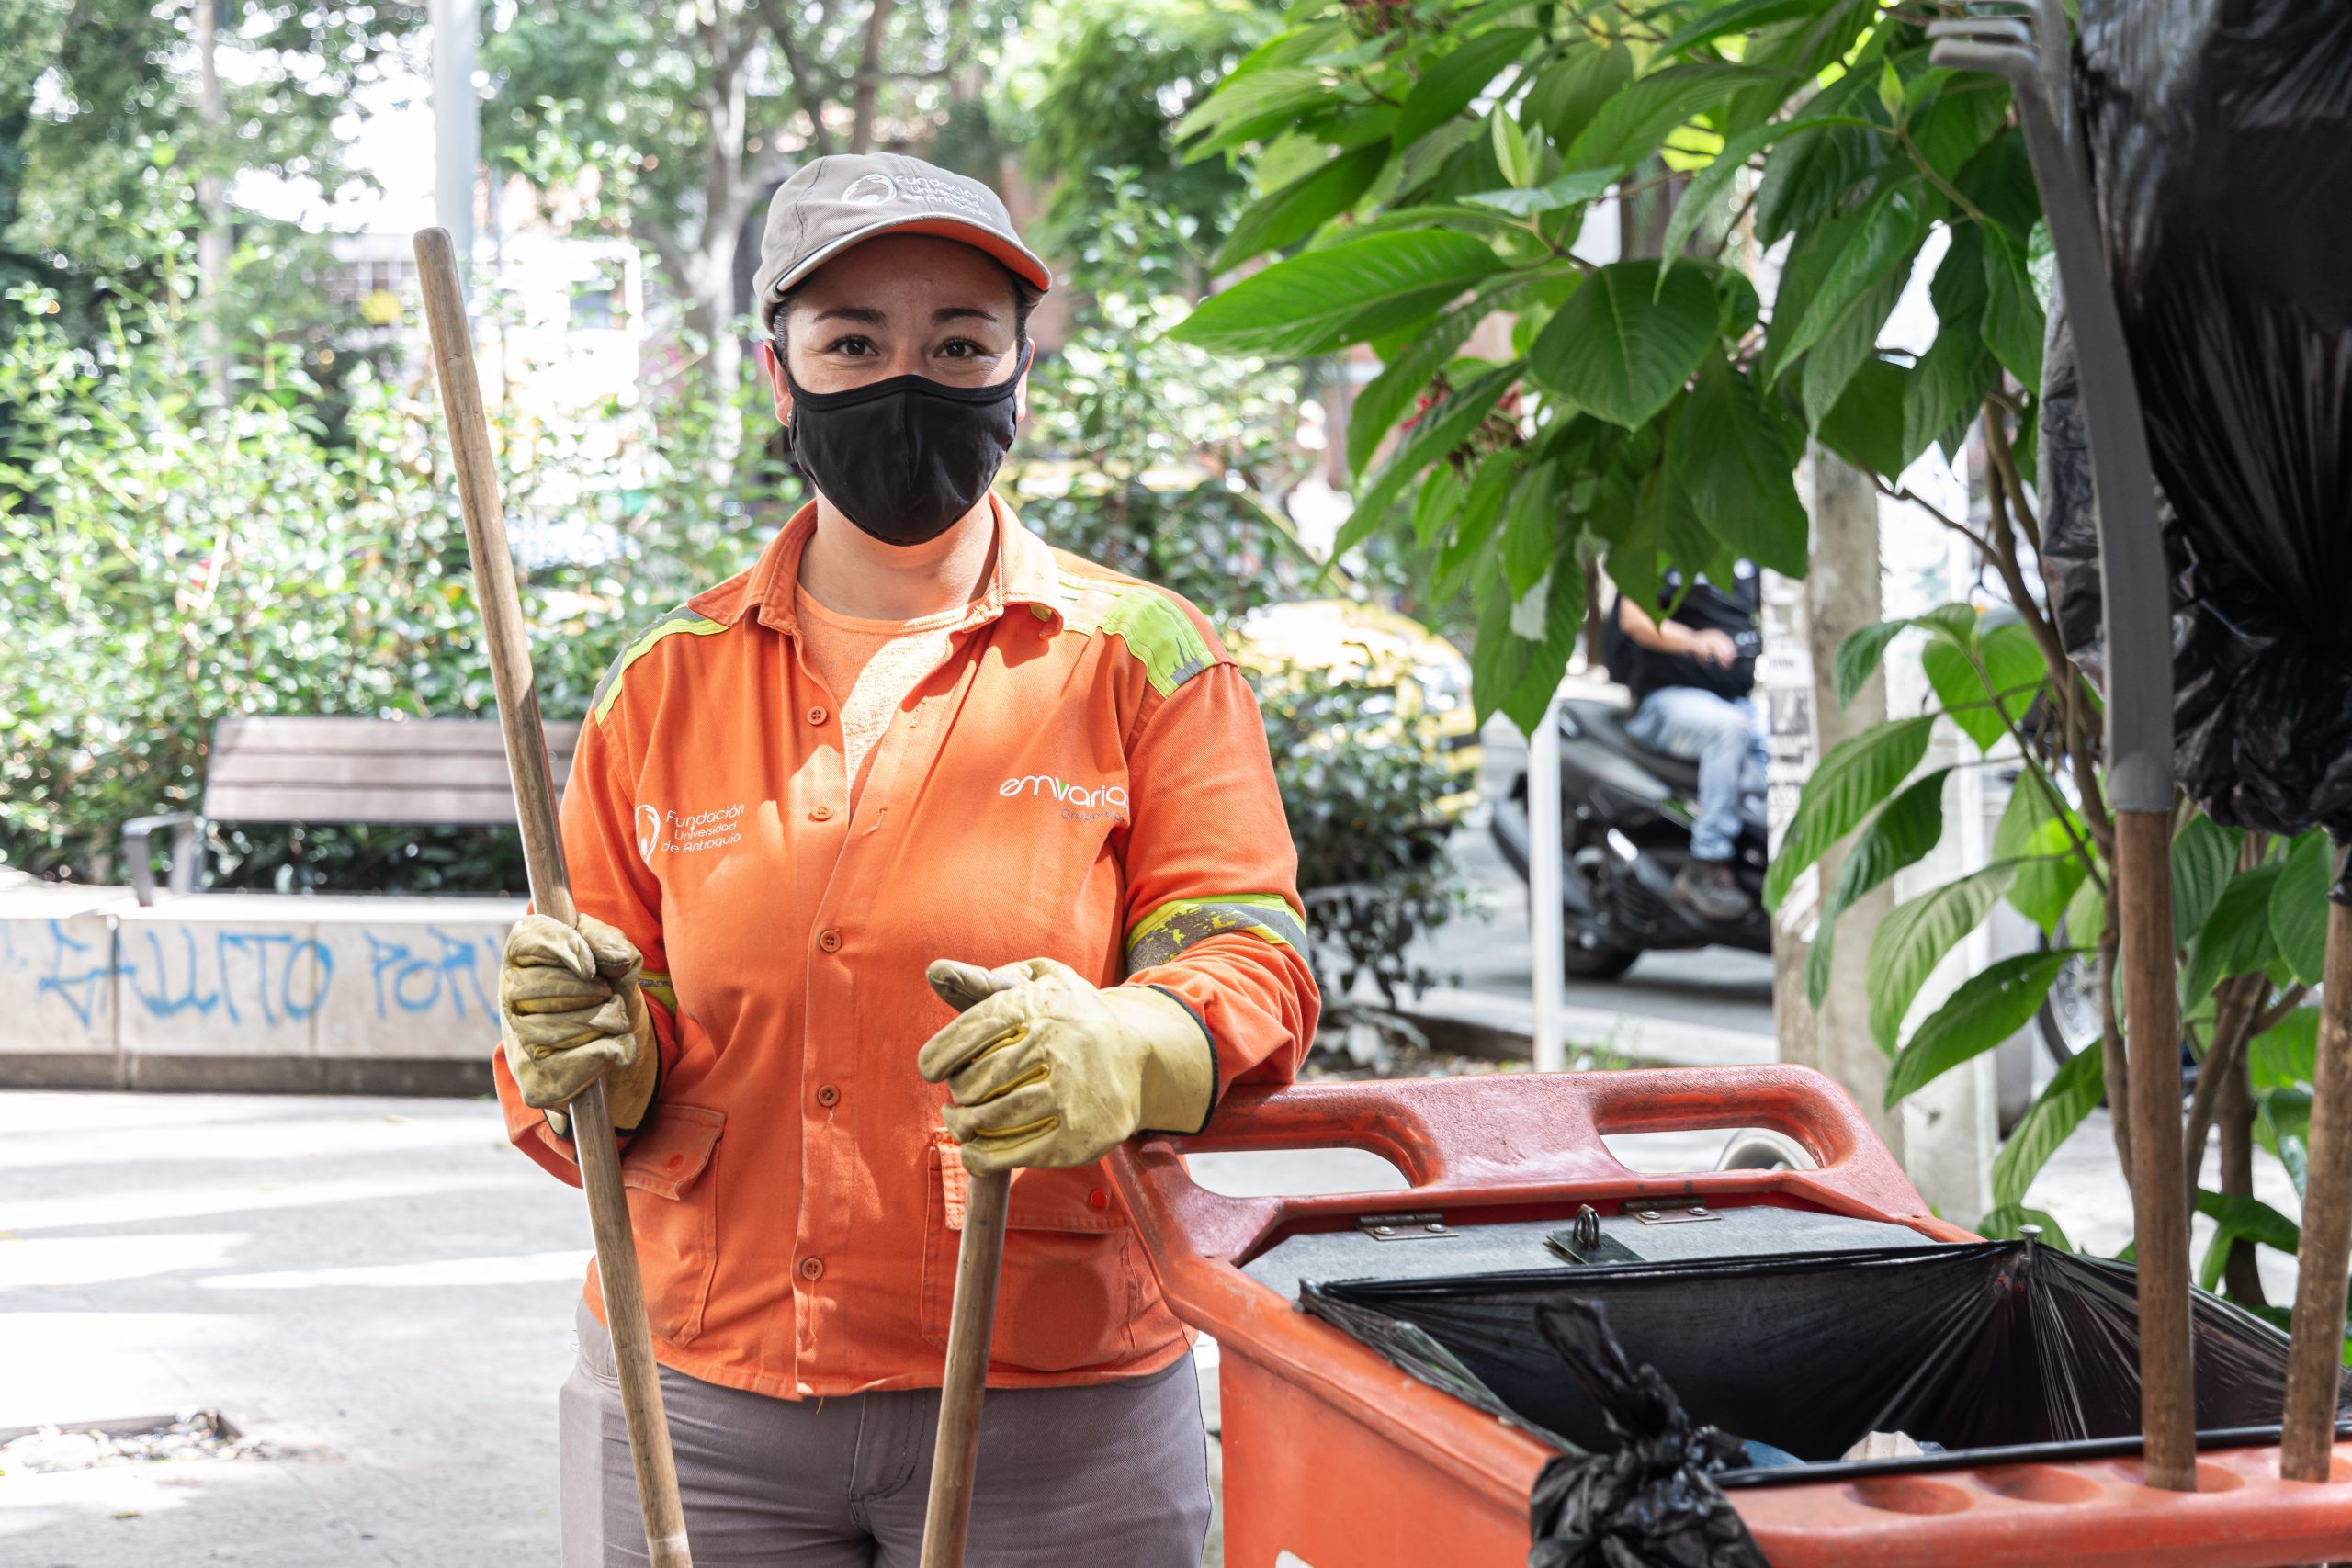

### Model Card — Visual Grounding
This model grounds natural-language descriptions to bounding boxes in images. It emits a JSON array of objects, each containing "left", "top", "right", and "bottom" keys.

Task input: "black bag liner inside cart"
[{"left": 1302, "top": 1242, "right": 2351, "bottom": 1562}]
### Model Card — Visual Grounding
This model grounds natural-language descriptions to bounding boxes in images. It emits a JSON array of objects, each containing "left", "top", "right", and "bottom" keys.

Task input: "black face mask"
[{"left": 783, "top": 343, "right": 1031, "bottom": 547}]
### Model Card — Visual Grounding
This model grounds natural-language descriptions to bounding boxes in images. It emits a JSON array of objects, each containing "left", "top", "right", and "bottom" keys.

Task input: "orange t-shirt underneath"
[{"left": 792, "top": 585, "right": 964, "bottom": 806}]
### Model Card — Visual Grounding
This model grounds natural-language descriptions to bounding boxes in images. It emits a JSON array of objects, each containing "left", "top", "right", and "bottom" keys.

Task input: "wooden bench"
[{"left": 123, "top": 716, "right": 580, "bottom": 906}]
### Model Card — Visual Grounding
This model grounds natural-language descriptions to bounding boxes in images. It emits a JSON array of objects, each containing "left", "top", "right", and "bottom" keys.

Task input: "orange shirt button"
[
  {"left": 808, "top": 804, "right": 833, "bottom": 822},
  {"left": 816, "top": 1083, "right": 841, "bottom": 1108},
  {"left": 818, "top": 928, "right": 842, "bottom": 953},
  {"left": 1088, "top": 1189, "right": 1111, "bottom": 1211},
  {"left": 798, "top": 1256, "right": 825, "bottom": 1281},
  {"left": 807, "top": 705, "right": 829, "bottom": 726}
]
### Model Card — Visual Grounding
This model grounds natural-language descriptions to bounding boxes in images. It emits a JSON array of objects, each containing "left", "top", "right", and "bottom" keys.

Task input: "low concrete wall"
[{"left": 0, "top": 887, "right": 516, "bottom": 1093}]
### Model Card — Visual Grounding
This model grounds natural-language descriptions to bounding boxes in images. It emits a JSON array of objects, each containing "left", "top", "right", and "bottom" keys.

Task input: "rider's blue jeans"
[{"left": 1626, "top": 687, "right": 1766, "bottom": 863}]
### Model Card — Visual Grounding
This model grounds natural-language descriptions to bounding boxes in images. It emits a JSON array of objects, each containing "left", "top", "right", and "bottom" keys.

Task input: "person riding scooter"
[{"left": 1603, "top": 563, "right": 1766, "bottom": 923}]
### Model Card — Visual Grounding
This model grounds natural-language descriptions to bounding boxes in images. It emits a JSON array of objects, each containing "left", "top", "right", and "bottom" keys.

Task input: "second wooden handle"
[{"left": 918, "top": 1168, "right": 1012, "bottom": 1568}]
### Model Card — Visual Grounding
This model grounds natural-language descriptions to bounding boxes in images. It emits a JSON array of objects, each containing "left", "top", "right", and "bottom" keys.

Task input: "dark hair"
[{"left": 770, "top": 258, "right": 1038, "bottom": 355}]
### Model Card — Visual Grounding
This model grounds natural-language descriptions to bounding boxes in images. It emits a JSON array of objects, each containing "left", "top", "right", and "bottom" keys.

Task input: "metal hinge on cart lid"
[
  {"left": 1628, "top": 1197, "right": 1721, "bottom": 1225},
  {"left": 1357, "top": 1211, "right": 1455, "bottom": 1241}
]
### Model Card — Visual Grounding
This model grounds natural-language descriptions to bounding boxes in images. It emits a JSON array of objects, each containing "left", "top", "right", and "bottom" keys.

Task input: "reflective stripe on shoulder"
[
  {"left": 590, "top": 606, "right": 729, "bottom": 723},
  {"left": 1125, "top": 894, "right": 1306, "bottom": 971},
  {"left": 639, "top": 971, "right": 678, "bottom": 1018},
  {"left": 1055, "top": 572, "right": 1215, "bottom": 698}
]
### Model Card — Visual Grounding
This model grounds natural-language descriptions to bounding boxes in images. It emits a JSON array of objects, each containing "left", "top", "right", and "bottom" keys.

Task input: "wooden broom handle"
[
  {"left": 920, "top": 1167, "right": 1012, "bottom": 1567},
  {"left": 2282, "top": 894, "right": 2352, "bottom": 1480},
  {"left": 413, "top": 227, "right": 694, "bottom": 1568}
]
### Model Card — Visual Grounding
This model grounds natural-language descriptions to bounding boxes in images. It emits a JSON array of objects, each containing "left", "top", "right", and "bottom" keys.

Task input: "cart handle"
[{"left": 1112, "top": 1065, "right": 1935, "bottom": 1264}]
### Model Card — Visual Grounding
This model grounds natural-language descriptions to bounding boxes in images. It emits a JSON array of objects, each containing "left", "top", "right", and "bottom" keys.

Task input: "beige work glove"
[
  {"left": 499, "top": 911, "right": 658, "bottom": 1136},
  {"left": 916, "top": 957, "right": 1216, "bottom": 1176}
]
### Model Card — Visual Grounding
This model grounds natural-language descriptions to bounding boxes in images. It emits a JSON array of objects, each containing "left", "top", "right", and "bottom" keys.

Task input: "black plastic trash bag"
[
  {"left": 1523, "top": 1300, "right": 1766, "bottom": 1568},
  {"left": 1301, "top": 1241, "right": 2347, "bottom": 1474},
  {"left": 2041, "top": 1, "right": 2352, "bottom": 835}
]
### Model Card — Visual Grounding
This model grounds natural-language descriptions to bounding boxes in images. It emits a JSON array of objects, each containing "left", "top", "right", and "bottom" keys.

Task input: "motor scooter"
[{"left": 1489, "top": 690, "right": 1770, "bottom": 978}]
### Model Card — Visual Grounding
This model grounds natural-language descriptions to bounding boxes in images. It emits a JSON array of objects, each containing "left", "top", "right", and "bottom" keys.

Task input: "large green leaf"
[
  {"left": 1669, "top": 356, "right": 1806, "bottom": 575},
  {"left": 1500, "top": 458, "right": 1559, "bottom": 594},
  {"left": 1523, "top": 40, "right": 1633, "bottom": 149},
  {"left": 1800, "top": 266, "right": 1911, "bottom": 431},
  {"left": 1472, "top": 546, "right": 1585, "bottom": 733},
  {"left": 1411, "top": 463, "right": 1467, "bottom": 547},
  {"left": 1991, "top": 1040, "right": 2104, "bottom": 1207},
  {"left": 1657, "top": 113, "right": 1874, "bottom": 285},
  {"left": 1346, "top": 308, "right": 1485, "bottom": 478},
  {"left": 1817, "top": 356, "right": 1908, "bottom": 477},
  {"left": 1886, "top": 948, "right": 2074, "bottom": 1105},
  {"left": 2194, "top": 1188, "right": 2301, "bottom": 1271},
  {"left": 1173, "top": 230, "right": 1507, "bottom": 359},
  {"left": 1334, "top": 361, "right": 1521, "bottom": 557},
  {"left": 1395, "top": 28, "right": 1541, "bottom": 149},
  {"left": 2249, "top": 1006, "right": 2318, "bottom": 1090},
  {"left": 2180, "top": 859, "right": 2283, "bottom": 1012},
  {"left": 2270, "top": 829, "right": 2332, "bottom": 987},
  {"left": 1462, "top": 164, "right": 1624, "bottom": 218},
  {"left": 1918, "top": 620, "right": 2043, "bottom": 751},
  {"left": 1177, "top": 66, "right": 1328, "bottom": 147},
  {"left": 1868, "top": 863, "right": 2018, "bottom": 1050},
  {"left": 1530, "top": 261, "right": 1718, "bottom": 429},
  {"left": 1990, "top": 770, "right": 2090, "bottom": 935},
  {"left": 1763, "top": 715, "right": 1936, "bottom": 910},
  {"left": 1980, "top": 223, "right": 2046, "bottom": 388},
  {"left": 1754, "top": 109, "right": 1892, "bottom": 246},
  {"left": 2170, "top": 816, "right": 2243, "bottom": 948},
  {"left": 1806, "top": 767, "right": 1953, "bottom": 1010},
  {"left": 1832, "top": 618, "right": 1909, "bottom": 709},
  {"left": 1566, "top": 63, "right": 1774, "bottom": 172},
  {"left": 1777, "top": 176, "right": 1934, "bottom": 369},
  {"left": 1213, "top": 143, "right": 1388, "bottom": 273},
  {"left": 1658, "top": 0, "right": 1845, "bottom": 60}
]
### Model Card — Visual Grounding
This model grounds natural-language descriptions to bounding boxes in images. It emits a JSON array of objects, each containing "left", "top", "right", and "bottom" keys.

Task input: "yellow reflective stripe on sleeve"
[
  {"left": 639, "top": 971, "right": 678, "bottom": 1018},
  {"left": 590, "top": 607, "right": 729, "bottom": 723},
  {"left": 1125, "top": 894, "right": 1306, "bottom": 972}
]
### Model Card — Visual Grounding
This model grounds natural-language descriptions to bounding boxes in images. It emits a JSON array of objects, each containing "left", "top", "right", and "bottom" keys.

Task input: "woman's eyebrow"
[
  {"left": 810, "top": 304, "right": 888, "bottom": 326},
  {"left": 932, "top": 305, "right": 1000, "bottom": 325}
]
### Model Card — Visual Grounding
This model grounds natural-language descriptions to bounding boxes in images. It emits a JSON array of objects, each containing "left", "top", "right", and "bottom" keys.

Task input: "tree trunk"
[
  {"left": 195, "top": 0, "right": 231, "bottom": 412},
  {"left": 2216, "top": 1043, "right": 2267, "bottom": 1304}
]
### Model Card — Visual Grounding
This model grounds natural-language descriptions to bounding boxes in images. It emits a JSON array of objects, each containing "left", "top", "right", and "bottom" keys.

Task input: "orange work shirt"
[{"left": 493, "top": 494, "right": 1319, "bottom": 1398}]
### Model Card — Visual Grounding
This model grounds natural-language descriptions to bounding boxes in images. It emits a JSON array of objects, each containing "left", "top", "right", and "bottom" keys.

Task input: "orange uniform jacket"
[{"left": 493, "top": 496, "right": 1319, "bottom": 1398}]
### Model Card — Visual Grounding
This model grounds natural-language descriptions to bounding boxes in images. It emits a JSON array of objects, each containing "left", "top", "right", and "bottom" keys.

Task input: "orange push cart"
[{"left": 1109, "top": 1066, "right": 2352, "bottom": 1567}]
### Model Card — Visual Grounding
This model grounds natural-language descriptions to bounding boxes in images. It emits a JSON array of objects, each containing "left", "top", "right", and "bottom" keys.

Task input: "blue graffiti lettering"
[
  {"left": 125, "top": 926, "right": 223, "bottom": 1020},
  {"left": 35, "top": 919, "right": 120, "bottom": 1030}
]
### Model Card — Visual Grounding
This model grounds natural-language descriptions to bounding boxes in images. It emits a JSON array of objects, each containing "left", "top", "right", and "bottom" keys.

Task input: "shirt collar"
[{"left": 724, "top": 491, "right": 1067, "bottom": 637}]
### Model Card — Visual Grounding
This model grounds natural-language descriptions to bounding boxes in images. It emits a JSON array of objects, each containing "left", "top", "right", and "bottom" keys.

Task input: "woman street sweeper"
[{"left": 489, "top": 152, "right": 1319, "bottom": 1566}]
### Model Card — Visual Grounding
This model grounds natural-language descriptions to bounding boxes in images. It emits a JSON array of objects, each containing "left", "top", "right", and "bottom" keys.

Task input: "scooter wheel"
[{"left": 1564, "top": 933, "right": 1639, "bottom": 979}]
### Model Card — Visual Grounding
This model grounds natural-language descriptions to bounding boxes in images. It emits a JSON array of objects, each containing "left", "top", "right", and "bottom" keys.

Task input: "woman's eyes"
[{"left": 820, "top": 335, "right": 998, "bottom": 361}]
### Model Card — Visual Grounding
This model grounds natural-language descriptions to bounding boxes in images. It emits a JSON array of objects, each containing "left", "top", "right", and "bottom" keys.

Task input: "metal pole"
[
  {"left": 1530, "top": 688, "right": 1566, "bottom": 1073},
  {"left": 430, "top": 0, "right": 479, "bottom": 267},
  {"left": 1932, "top": 2, "right": 2195, "bottom": 1491}
]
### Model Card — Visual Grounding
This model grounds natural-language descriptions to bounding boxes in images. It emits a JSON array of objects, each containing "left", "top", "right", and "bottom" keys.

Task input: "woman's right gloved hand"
[{"left": 499, "top": 911, "right": 657, "bottom": 1134}]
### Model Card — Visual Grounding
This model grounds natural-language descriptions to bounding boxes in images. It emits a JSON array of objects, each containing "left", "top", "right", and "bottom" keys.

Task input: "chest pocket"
[{"left": 919, "top": 1131, "right": 1140, "bottom": 1373}]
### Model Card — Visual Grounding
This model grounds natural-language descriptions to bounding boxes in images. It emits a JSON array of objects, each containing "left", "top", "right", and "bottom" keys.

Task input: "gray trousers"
[{"left": 560, "top": 1301, "right": 1213, "bottom": 1566}]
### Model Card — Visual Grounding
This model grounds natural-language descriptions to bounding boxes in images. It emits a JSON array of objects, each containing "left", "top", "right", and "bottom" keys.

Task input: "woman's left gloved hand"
[{"left": 916, "top": 957, "right": 1214, "bottom": 1175}]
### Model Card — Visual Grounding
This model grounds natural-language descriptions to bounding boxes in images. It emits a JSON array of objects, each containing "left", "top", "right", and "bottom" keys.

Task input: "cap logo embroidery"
[{"left": 842, "top": 173, "right": 897, "bottom": 206}]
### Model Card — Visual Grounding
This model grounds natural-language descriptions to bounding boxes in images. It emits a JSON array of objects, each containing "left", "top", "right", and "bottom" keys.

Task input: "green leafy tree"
[
  {"left": 1177, "top": 0, "right": 2028, "bottom": 733},
  {"left": 482, "top": 0, "right": 1022, "bottom": 399}
]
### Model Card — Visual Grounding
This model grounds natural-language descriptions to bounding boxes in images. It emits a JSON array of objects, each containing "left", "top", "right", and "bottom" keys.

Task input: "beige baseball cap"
[{"left": 752, "top": 153, "right": 1052, "bottom": 334}]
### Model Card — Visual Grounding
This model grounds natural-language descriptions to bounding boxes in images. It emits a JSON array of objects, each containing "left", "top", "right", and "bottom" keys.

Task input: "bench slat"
[
  {"left": 207, "top": 751, "right": 533, "bottom": 791},
  {"left": 199, "top": 783, "right": 533, "bottom": 828},
  {"left": 198, "top": 716, "right": 581, "bottom": 828},
  {"left": 213, "top": 715, "right": 582, "bottom": 754}
]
